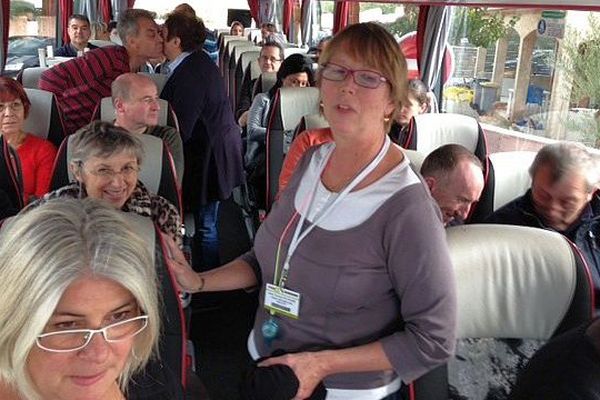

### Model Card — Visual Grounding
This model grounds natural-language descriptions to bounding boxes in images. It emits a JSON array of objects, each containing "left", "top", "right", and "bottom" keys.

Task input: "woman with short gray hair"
[{"left": 0, "top": 198, "right": 160, "bottom": 400}]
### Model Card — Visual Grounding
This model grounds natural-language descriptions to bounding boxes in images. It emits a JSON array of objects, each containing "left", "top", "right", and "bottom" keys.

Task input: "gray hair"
[
  {"left": 111, "top": 73, "right": 156, "bottom": 104},
  {"left": 529, "top": 142, "right": 600, "bottom": 192},
  {"left": 420, "top": 143, "right": 483, "bottom": 178},
  {"left": 71, "top": 121, "right": 145, "bottom": 167},
  {"left": 117, "top": 9, "right": 156, "bottom": 44},
  {"left": 0, "top": 198, "right": 160, "bottom": 399}
]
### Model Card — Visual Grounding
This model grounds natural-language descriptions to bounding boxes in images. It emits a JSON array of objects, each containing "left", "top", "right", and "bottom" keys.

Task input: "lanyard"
[{"left": 274, "top": 135, "right": 391, "bottom": 287}]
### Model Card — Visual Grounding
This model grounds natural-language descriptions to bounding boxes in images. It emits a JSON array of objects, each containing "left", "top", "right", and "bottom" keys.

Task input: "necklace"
[{"left": 4, "top": 132, "right": 26, "bottom": 148}]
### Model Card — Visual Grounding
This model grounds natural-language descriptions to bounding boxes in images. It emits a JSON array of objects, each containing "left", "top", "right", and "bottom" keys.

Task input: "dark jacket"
[
  {"left": 486, "top": 189, "right": 600, "bottom": 304},
  {"left": 161, "top": 50, "right": 244, "bottom": 210},
  {"left": 54, "top": 42, "right": 99, "bottom": 57}
]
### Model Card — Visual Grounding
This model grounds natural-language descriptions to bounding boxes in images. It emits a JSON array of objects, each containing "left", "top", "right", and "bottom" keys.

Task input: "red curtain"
[
  {"left": 59, "top": 0, "right": 73, "bottom": 44},
  {"left": 333, "top": 1, "right": 349, "bottom": 34},
  {"left": 416, "top": 6, "right": 429, "bottom": 72},
  {"left": 248, "top": 0, "right": 260, "bottom": 25},
  {"left": 99, "top": 0, "right": 112, "bottom": 23},
  {"left": 282, "top": 0, "right": 293, "bottom": 37},
  {"left": 2, "top": 0, "right": 9, "bottom": 66},
  {"left": 128, "top": 0, "right": 135, "bottom": 8}
]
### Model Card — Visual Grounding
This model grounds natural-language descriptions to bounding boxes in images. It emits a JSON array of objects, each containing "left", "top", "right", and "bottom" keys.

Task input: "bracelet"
[{"left": 195, "top": 276, "right": 205, "bottom": 293}]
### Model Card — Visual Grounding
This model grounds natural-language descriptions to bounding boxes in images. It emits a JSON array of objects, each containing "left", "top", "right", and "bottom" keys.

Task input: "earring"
[{"left": 384, "top": 116, "right": 391, "bottom": 123}]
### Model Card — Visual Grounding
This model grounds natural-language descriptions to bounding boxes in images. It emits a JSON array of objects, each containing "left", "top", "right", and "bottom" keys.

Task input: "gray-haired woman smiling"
[{"left": 27, "top": 121, "right": 182, "bottom": 246}]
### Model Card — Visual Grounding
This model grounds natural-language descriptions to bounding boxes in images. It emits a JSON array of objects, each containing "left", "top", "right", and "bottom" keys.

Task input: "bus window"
[
  {"left": 444, "top": 6, "right": 600, "bottom": 150},
  {"left": 359, "top": 3, "right": 418, "bottom": 39},
  {"left": 4, "top": 0, "right": 57, "bottom": 77}
]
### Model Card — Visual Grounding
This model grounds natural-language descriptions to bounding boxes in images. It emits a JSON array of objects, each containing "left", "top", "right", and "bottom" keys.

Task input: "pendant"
[{"left": 261, "top": 317, "right": 279, "bottom": 341}]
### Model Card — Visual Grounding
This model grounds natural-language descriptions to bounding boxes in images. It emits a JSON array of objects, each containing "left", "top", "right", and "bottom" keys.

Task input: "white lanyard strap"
[{"left": 277, "top": 136, "right": 391, "bottom": 287}]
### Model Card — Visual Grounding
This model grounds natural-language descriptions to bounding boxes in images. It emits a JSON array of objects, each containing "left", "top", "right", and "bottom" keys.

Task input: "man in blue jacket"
[
  {"left": 160, "top": 12, "right": 244, "bottom": 270},
  {"left": 486, "top": 142, "right": 600, "bottom": 310}
]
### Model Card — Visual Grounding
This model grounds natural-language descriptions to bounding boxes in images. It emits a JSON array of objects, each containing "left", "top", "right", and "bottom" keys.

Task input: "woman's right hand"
[{"left": 161, "top": 233, "right": 204, "bottom": 292}]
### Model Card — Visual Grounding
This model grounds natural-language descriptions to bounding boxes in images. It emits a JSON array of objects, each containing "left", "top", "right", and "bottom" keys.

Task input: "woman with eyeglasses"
[
  {"left": 165, "top": 23, "right": 456, "bottom": 399},
  {"left": 0, "top": 198, "right": 161, "bottom": 400},
  {"left": 0, "top": 77, "right": 57, "bottom": 204},
  {"left": 26, "top": 121, "right": 182, "bottom": 245}
]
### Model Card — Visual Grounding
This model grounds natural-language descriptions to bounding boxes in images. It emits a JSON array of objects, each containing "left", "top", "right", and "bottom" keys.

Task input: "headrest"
[
  {"left": 249, "top": 60, "right": 261, "bottom": 81},
  {"left": 227, "top": 40, "right": 252, "bottom": 57},
  {"left": 138, "top": 72, "right": 168, "bottom": 94},
  {"left": 20, "top": 67, "right": 49, "bottom": 89},
  {"left": 413, "top": 113, "right": 481, "bottom": 156},
  {"left": 488, "top": 151, "right": 536, "bottom": 211},
  {"left": 283, "top": 47, "right": 308, "bottom": 57},
  {"left": 447, "top": 224, "right": 579, "bottom": 340},
  {"left": 233, "top": 43, "right": 259, "bottom": 63},
  {"left": 88, "top": 40, "right": 116, "bottom": 48},
  {"left": 277, "top": 87, "right": 320, "bottom": 130},
  {"left": 403, "top": 149, "right": 425, "bottom": 171},
  {"left": 118, "top": 211, "right": 156, "bottom": 266},
  {"left": 303, "top": 113, "right": 329, "bottom": 130},
  {"left": 258, "top": 72, "right": 277, "bottom": 94},
  {"left": 99, "top": 97, "right": 169, "bottom": 127},
  {"left": 23, "top": 88, "right": 53, "bottom": 139},
  {"left": 65, "top": 132, "right": 163, "bottom": 194}
]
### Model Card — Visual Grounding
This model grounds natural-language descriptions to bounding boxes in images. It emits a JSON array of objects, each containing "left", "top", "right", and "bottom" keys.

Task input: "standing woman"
[
  {"left": 167, "top": 23, "right": 456, "bottom": 399},
  {"left": 0, "top": 78, "right": 57, "bottom": 204}
]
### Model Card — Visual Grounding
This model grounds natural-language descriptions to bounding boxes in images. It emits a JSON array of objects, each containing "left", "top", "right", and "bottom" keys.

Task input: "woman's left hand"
[{"left": 258, "top": 352, "right": 328, "bottom": 400}]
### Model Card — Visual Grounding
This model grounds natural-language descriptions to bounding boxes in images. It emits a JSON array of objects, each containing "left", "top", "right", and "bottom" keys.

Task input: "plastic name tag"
[{"left": 264, "top": 283, "right": 301, "bottom": 319}]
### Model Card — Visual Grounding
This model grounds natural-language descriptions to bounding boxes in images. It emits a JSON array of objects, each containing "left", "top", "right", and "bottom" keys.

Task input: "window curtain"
[
  {"left": 99, "top": 0, "right": 112, "bottom": 23},
  {"left": 248, "top": 0, "right": 260, "bottom": 25},
  {"left": 60, "top": 0, "right": 74, "bottom": 43},
  {"left": 333, "top": 0, "right": 349, "bottom": 35},
  {"left": 127, "top": 0, "right": 135, "bottom": 8},
  {"left": 300, "top": 0, "right": 315, "bottom": 47},
  {"left": 417, "top": 6, "right": 451, "bottom": 94},
  {"left": 282, "top": 0, "right": 293, "bottom": 38},
  {"left": 1, "top": 0, "right": 8, "bottom": 73},
  {"left": 111, "top": 0, "right": 127, "bottom": 21},
  {"left": 75, "top": 0, "right": 98, "bottom": 22}
]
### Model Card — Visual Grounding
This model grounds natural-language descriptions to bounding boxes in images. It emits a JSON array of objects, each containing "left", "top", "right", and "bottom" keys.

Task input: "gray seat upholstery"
[
  {"left": 233, "top": 49, "right": 261, "bottom": 111},
  {"left": 88, "top": 39, "right": 116, "bottom": 48},
  {"left": 23, "top": 88, "right": 66, "bottom": 147},
  {"left": 252, "top": 71, "right": 277, "bottom": 98},
  {"left": 19, "top": 66, "right": 49, "bottom": 89},
  {"left": 265, "top": 86, "right": 320, "bottom": 209},
  {"left": 50, "top": 133, "right": 181, "bottom": 214},
  {"left": 94, "top": 96, "right": 178, "bottom": 132},
  {"left": 229, "top": 46, "right": 261, "bottom": 109},
  {"left": 407, "top": 224, "right": 594, "bottom": 400},
  {"left": 139, "top": 72, "right": 169, "bottom": 94},
  {"left": 471, "top": 151, "right": 536, "bottom": 222}
]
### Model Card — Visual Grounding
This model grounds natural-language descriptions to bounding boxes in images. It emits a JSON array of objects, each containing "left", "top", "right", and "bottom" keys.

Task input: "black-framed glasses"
[
  {"left": 36, "top": 315, "right": 148, "bottom": 352},
  {"left": 259, "top": 55, "right": 282, "bottom": 63},
  {"left": 320, "top": 62, "right": 388, "bottom": 89}
]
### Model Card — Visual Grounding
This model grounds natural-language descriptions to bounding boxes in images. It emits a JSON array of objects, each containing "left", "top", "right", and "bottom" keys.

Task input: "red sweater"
[{"left": 17, "top": 134, "right": 57, "bottom": 203}]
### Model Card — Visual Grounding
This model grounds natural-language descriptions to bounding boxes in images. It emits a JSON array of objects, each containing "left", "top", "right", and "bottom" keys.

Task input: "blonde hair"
[
  {"left": 318, "top": 22, "right": 409, "bottom": 129},
  {"left": 0, "top": 198, "right": 160, "bottom": 399}
]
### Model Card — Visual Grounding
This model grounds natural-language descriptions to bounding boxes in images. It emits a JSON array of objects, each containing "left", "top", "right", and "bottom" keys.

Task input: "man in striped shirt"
[{"left": 39, "top": 9, "right": 163, "bottom": 135}]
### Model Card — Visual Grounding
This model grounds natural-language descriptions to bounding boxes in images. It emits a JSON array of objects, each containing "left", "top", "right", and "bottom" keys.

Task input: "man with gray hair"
[
  {"left": 39, "top": 9, "right": 164, "bottom": 135},
  {"left": 420, "top": 144, "right": 485, "bottom": 226},
  {"left": 486, "top": 142, "right": 600, "bottom": 307},
  {"left": 112, "top": 73, "right": 184, "bottom": 184}
]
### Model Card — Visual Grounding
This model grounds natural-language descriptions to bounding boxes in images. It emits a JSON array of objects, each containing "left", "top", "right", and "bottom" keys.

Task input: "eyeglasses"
[
  {"left": 0, "top": 101, "right": 24, "bottom": 114},
  {"left": 36, "top": 315, "right": 149, "bottom": 353},
  {"left": 86, "top": 164, "right": 140, "bottom": 180},
  {"left": 259, "top": 55, "right": 282, "bottom": 63},
  {"left": 320, "top": 63, "right": 388, "bottom": 89}
]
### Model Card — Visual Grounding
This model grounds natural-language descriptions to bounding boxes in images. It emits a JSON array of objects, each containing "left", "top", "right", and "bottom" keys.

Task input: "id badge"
[{"left": 264, "top": 283, "right": 301, "bottom": 319}]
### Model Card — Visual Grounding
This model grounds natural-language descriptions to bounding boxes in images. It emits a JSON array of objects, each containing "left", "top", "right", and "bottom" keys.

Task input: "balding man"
[
  {"left": 40, "top": 9, "right": 163, "bottom": 134},
  {"left": 112, "top": 73, "right": 184, "bottom": 184},
  {"left": 486, "top": 142, "right": 600, "bottom": 307},
  {"left": 420, "top": 144, "right": 485, "bottom": 226}
]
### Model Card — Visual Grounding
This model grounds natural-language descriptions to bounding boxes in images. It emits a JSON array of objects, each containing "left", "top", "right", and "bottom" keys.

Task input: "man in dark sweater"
[
  {"left": 54, "top": 14, "right": 98, "bottom": 57},
  {"left": 39, "top": 9, "right": 163, "bottom": 135},
  {"left": 486, "top": 142, "right": 600, "bottom": 310}
]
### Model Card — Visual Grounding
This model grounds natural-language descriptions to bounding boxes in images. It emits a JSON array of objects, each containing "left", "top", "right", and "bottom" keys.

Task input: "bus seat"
[
  {"left": 234, "top": 49, "right": 261, "bottom": 111},
  {"left": 139, "top": 71, "right": 169, "bottom": 94},
  {"left": 229, "top": 45, "right": 261, "bottom": 110},
  {"left": 407, "top": 224, "right": 594, "bottom": 400},
  {"left": 222, "top": 39, "right": 251, "bottom": 89},
  {"left": 50, "top": 133, "right": 182, "bottom": 215},
  {"left": 92, "top": 96, "right": 180, "bottom": 133},
  {"left": 252, "top": 72, "right": 277, "bottom": 98},
  {"left": 0, "top": 136, "right": 24, "bottom": 219},
  {"left": 17, "top": 66, "right": 49, "bottom": 89},
  {"left": 249, "top": 59, "right": 261, "bottom": 81},
  {"left": 120, "top": 212, "right": 187, "bottom": 396},
  {"left": 470, "top": 151, "right": 536, "bottom": 223},
  {"left": 403, "top": 149, "right": 425, "bottom": 172},
  {"left": 266, "top": 86, "right": 320, "bottom": 209},
  {"left": 405, "top": 113, "right": 488, "bottom": 165},
  {"left": 88, "top": 39, "right": 115, "bottom": 48},
  {"left": 23, "top": 88, "right": 67, "bottom": 148},
  {"left": 283, "top": 47, "right": 308, "bottom": 57}
]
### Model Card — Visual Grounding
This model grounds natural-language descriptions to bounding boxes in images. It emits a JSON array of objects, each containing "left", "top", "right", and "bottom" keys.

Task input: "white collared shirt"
[{"left": 164, "top": 51, "right": 191, "bottom": 77}]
